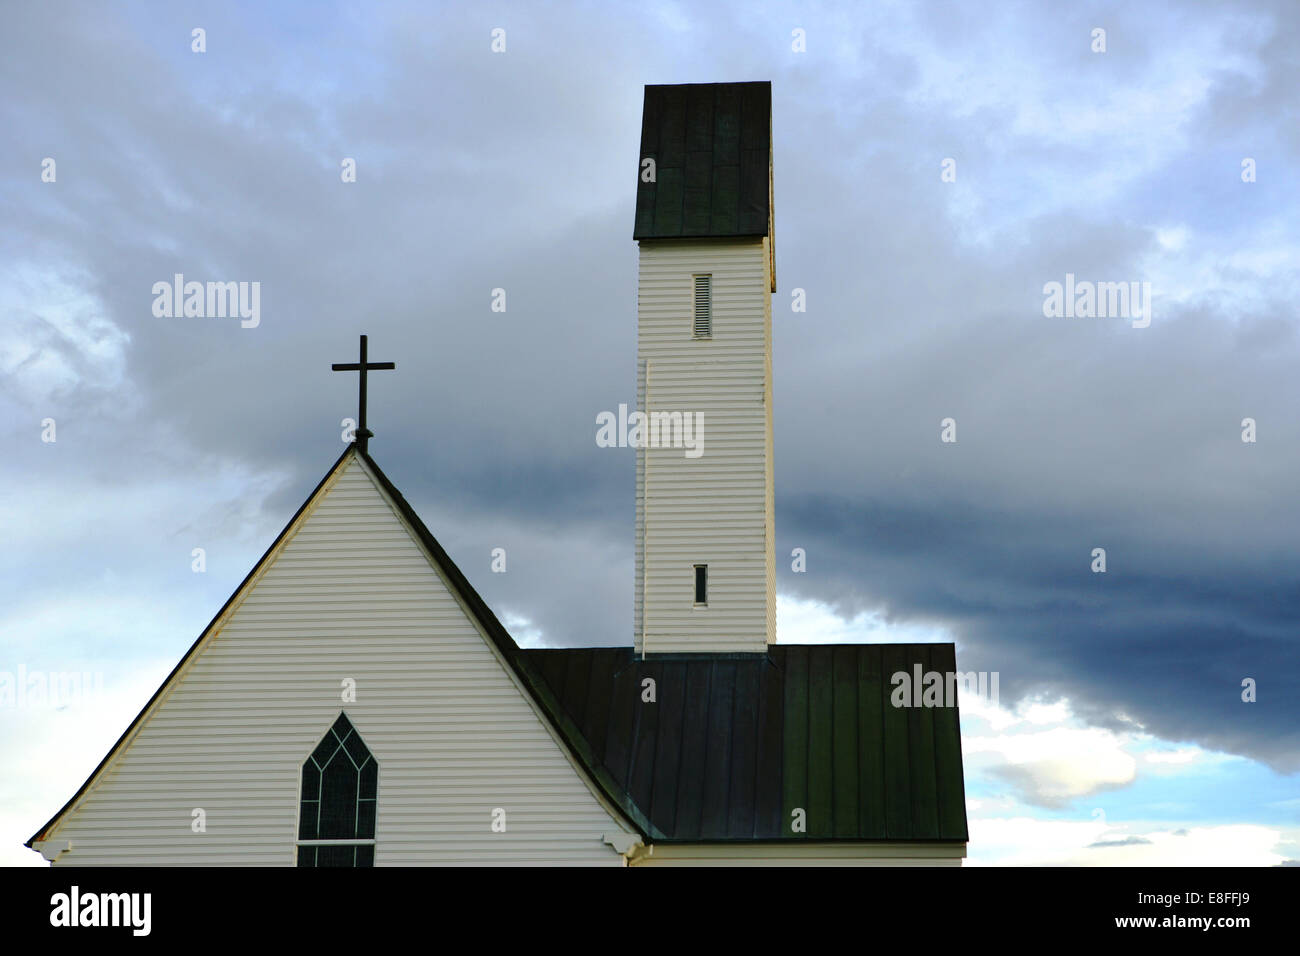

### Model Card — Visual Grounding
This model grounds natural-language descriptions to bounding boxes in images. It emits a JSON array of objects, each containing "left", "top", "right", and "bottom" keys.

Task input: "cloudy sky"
[{"left": 2, "top": 0, "right": 1297, "bottom": 866}]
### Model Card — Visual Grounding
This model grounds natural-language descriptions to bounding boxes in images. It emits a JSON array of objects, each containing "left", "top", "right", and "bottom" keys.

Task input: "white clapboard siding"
[
  {"left": 635, "top": 237, "right": 775, "bottom": 653},
  {"left": 42, "top": 452, "right": 628, "bottom": 865}
]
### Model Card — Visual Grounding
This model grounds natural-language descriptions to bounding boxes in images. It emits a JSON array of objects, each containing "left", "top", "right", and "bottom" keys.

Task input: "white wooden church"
[{"left": 28, "top": 82, "right": 968, "bottom": 866}]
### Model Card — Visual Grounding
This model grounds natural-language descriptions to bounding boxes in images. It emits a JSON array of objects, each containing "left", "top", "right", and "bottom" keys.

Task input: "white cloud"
[
  {"left": 776, "top": 594, "right": 951, "bottom": 644},
  {"left": 966, "top": 725, "right": 1138, "bottom": 807},
  {"left": 969, "top": 818, "right": 1288, "bottom": 866},
  {"left": 0, "top": 260, "right": 132, "bottom": 402},
  {"left": 501, "top": 612, "right": 548, "bottom": 648},
  {"left": 0, "top": 659, "right": 174, "bottom": 867},
  {"left": 960, "top": 694, "right": 1227, "bottom": 808}
]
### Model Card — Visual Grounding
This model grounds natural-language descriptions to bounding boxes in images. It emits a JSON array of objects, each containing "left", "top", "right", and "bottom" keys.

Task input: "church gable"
[{"left": 29, "top": 449, "right": 630, "bottom": 865}]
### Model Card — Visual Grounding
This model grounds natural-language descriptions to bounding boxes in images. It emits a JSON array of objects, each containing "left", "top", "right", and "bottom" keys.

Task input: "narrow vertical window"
[
  {"left": 693, "top": 275, "right": 712, "bottom": 338},
  {"left": 297, "top": 712, "right": 377, "bottom": 867},
  {"left": 694, "top": 564, "right": 708, "bottom": 606}
]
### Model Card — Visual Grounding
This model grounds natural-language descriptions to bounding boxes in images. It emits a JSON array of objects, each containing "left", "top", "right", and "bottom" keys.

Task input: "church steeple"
[
  {"left": 633, "top": 82, "right": 775, "bottom": 289},
  {"left": 632, "top": 82, "right": 776, "bottom": 655}
]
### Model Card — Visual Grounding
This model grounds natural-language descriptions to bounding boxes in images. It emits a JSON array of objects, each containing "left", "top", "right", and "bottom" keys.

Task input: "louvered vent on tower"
[{"left": 693, "top": 274, "right": 712, "bottom": 337}]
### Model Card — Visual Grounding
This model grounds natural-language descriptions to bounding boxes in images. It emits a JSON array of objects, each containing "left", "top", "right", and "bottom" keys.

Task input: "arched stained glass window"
[{"left": 296, "top": 712, "right": 377, "bottom": 867}]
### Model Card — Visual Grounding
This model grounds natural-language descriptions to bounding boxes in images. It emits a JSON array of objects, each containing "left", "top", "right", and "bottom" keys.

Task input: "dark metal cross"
[{"left": 331, "top": 334, "right": 395, "bottom": 454}]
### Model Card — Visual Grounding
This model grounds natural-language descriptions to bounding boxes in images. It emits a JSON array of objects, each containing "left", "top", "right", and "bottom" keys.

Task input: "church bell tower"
[{"left": 632, "top": 82, "right": 776, "bottom": 655}]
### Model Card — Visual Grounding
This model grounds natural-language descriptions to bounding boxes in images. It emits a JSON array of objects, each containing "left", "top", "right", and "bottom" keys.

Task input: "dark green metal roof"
[
  {"left": 517, "top": 644, "right": 969, "bottom": 843},
  {"left": 633, "top": 81, "right": 773, "bottom": 241}
]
